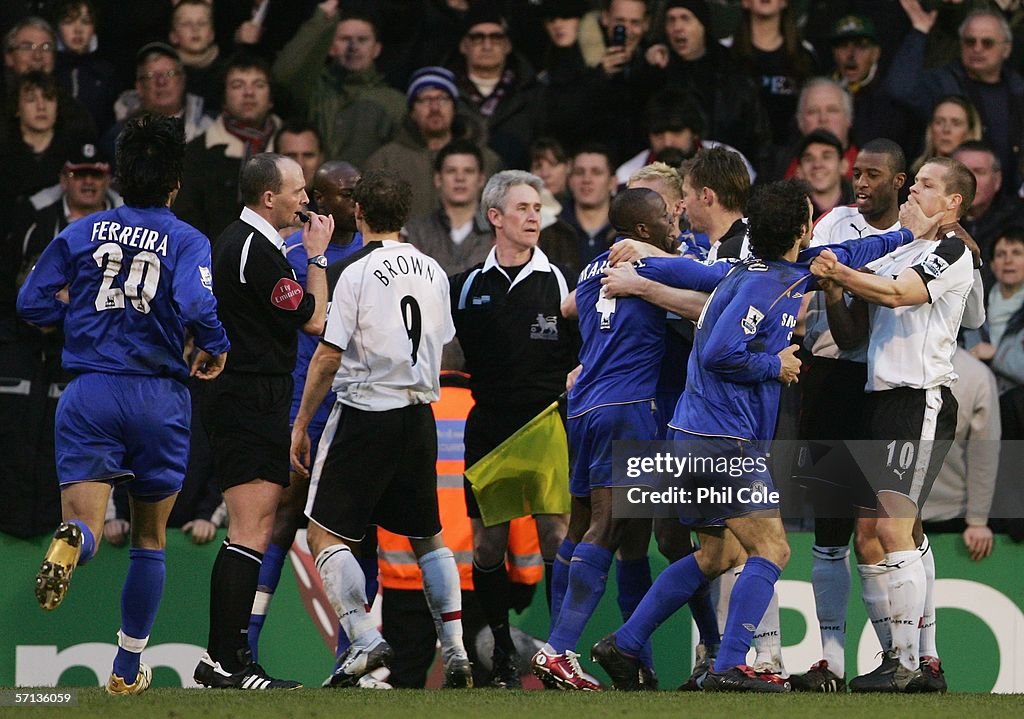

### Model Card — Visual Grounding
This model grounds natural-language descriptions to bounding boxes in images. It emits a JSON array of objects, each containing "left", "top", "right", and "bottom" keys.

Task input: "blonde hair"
[
  {"left": 628, "top": 162, "right": 683, "bottom": 201},
  {"left": 911, "top": 96, "right": 982, "bottom": 175}
]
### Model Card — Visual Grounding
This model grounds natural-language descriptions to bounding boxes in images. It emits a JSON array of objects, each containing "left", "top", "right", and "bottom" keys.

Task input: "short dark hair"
[
  {"left": 56, "top": 0, "right": 95, "bottom": 24},
  {"left": 860, "top": 138, "right": 907, "bottom": 175},
  {"left": 683, "top": 146, "right": 749, "bottom": 213},
  {"left": 337, "top": 11, "right": 381, "bottom": 40},
  {"left": 240, "top": 153, "right": 286, "bottom": 205},
  {"left": 953, "top": 139, "right": 1000, "bottom": 171},
  {"left": 353, "top": 169, "right": 412, "bottom": 233},
  {"left": 609, "top": 187, "right": 666, "bottom": 246},
  {"left": 571, "top": 142, "right": 613, "bottom": 169},
  {"left": 995, "top": 228, "right": 1024, "bottom": 250},
  {"left": 746, "top": 179, "right": 810, "bottom": 261},
  {"left": 274, "top": 118, "right": 322, "bottom": 149},
  {"left": 434, "top": 138, "right": 483, "bottom": 173},
  {"left": 115, "top": 113, "right": 185, "bottom": 208},
  {"left": 530, "top": 137, "right": 568, "bottom": 166},
  {"left": 9, "top": 71, "right": 58, "bottom": 123},
  {"left": 923, "top": 156, "right": 977, "bottom": 219},
  {"left": 221, "top": 51, "right": 272, "bottom": 92},
  {"left": 645, "top": 87, "right": 706, "bottom": 136}
]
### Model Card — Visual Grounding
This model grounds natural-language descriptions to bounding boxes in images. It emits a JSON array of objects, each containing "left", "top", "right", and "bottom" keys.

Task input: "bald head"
[
  {"left": 313, "top": 161, "right": 361, "bottom": 235},
  {"left": 610, "top": 187, "right": 674, "bottom": 251}
]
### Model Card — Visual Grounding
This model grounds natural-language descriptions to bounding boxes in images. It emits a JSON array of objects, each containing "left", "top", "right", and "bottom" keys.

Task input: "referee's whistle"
[{"left": 295, "top": 210, "right": 310, "bottom": 223}]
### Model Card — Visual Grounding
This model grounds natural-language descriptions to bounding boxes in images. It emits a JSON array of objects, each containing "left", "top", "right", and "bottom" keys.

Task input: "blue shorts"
[
  {"left": 667, "top": 429, "right": 778, "bottom": 526},
  {"left": 569, "top": 401, "right": 658, "bottom": 497},
  {"left": 56, "top": 373, "right": 190, "bottom": 501}
]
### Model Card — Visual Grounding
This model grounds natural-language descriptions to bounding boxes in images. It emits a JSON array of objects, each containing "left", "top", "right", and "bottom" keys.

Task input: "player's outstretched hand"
[
  {"left": 601, "top": 262, "right": 646, "bottom": 298},
  {"left": 290, "top": 425, "right": 311, "bottom": 479},
  {"left": 899, "top": 199, "right": 942, "bottom": 239},
  {"left": 777, "top": 344, "right": 801, "bottom": 385},
  {"left": 104, "top": 518, "right": 130, "bottom": 546},
  {"left": 963, "top": 524, "right": 994, "bottom": 561},
  {"left": 183, "top": 518, "right": 217, "bottom": 545},
  {"left": 191, "top": 349, "right": 227, "bottom": 380},
  {"left": 302, "top": 211, "right": 335, "bottom": 257},
  {"left": 939, "top": 221, "right": 982, "bottom": 268},
  {"left": 609, "top": 239, "right": 664, "bottom": 265},
  {"left": 809, "top": 248, "right": 845, "bottom": 280}
]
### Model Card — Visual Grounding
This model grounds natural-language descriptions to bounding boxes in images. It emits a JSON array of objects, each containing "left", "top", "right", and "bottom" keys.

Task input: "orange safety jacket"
[{"left": 378, "top": 383, "right": 543, "bottom": 590}]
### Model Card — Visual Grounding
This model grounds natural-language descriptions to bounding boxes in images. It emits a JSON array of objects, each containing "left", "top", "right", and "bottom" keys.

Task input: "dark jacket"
[
  {"left": 449, "top": 51, "right": 540, "bottom": 170},
  {"left": 658, "top": 43, "right": 773, "bottom": 175},
  {"left": 885, "top": 29, "right": 1024, "bottom": 189},
  {"left": 365, "top": 116, "right": 503, "bottom": 220},
  {"left": 173, "top": 113, "right": 283, "bottom": 241}
]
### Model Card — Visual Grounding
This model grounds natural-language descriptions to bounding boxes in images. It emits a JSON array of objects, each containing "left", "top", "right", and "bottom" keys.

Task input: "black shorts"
[
  {"left": 462, "top": 402, "right": 555, "bottom": 519},
  {"left": 862, "top": 386, "right": 957, "bottom": 510},
  {"left": 205, "top": 372, "right": 292, "bottom": 490},
  {"left": 794, "top": 357, "right": 874, "bottom": 511},
  {"left": 306, "top": 403, "right": 441, "bottom": 541}
]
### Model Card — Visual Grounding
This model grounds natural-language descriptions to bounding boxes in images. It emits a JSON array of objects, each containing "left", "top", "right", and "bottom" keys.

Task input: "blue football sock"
[
  {"left": 548, "top": 543, "right": 612, "bottom": 652},
  {"left": 617, "top": 553, "right": 707, "bottom": 656},
  {"left": 549, "top": 537, "right": 576, "bottom": 629},
  {"left": 714, "top": 556, "right": 782, "bottom": 671},
  {"left": 112, "top": 548, "right": 165, "bottom": 681},
  {"left": 689, "top": 580, "right": 721, "bottom": 648},
  {"left": 68, "top": 520, "right": 96, "bottom": 564},
  {"left": 247, "top": 542, "right": 288, "bottom": 660},
  {"left": 616, "top": 557, "right": 654, "bottom": 668}
]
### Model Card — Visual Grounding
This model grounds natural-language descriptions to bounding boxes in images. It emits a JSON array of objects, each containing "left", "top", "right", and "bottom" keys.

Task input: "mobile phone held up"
[{"left": 610, "top": 24, "right": 627, "bottom": 48}]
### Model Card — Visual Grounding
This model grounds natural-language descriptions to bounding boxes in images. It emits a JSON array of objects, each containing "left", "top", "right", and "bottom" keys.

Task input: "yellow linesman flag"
[{"left": 464, "top": 401, "right": 570, "bottom": 527}]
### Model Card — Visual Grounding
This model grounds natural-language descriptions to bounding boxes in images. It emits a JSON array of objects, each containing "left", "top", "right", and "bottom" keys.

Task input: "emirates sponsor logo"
[{"left": 271, "top": 278, "right": 304, "bottom": 310}]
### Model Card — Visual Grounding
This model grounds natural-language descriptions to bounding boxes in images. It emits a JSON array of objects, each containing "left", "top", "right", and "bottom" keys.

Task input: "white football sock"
[
  {"left": 752, "top": 588, "right": 786, "bottom": 675},
  {"left": 885, "top": 550, "right": 925, "bottom": 671},
  {"left": 918, "top": 535, "right": 938, "bottom": 659},
  {"left": 712, "top": 565, "right": 740, "bottom": 635},
  {"left": 419, "top": 547, "right": 466, "bottom": 661},
  {"left": 316, "top": 544, "right": 379, "bottom": 646},
  {"left": 858, "top": 562, "right": 892, "bottom": 651},
  {"left": 812, "top": 544, "right": 851, "bottom": 676}
]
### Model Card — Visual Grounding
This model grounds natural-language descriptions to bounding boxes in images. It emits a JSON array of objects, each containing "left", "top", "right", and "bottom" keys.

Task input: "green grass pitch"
[{"left": 4, "top": 688, "right": 1023, "bottom": 719}]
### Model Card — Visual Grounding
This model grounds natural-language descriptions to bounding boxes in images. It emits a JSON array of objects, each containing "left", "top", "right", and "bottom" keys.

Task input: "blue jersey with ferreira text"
[
  {"left": 569, "top": 246, "right": 729, "bottom": 417},
  {"left": 671, "top": 228, "right": 915, "bottom": 444},
  {"left": 16, "top": 205, "right": 229, "bottom": 382}
]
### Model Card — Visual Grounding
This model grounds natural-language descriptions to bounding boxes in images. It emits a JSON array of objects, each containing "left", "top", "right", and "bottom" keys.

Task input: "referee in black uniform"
[
  {"left": 194, "top": 153, "right": 334, "bottom": 689},
  {"left": 449, "top": 170, "right": 578, "bottom": 687}
]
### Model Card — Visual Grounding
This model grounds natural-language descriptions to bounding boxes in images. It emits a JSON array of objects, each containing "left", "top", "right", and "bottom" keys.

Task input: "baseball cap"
[
  {"left": 830, "top": 15, "right": 878, "bottom": 45},
  {"left": 64, "top": 142, "right": 110, "bottom": 174},
  {"left": 135, "top": 41, "right": 180, "bottom": 66},
  {"left": 797, "top": 129, "right": 844, "bottom": 158}
]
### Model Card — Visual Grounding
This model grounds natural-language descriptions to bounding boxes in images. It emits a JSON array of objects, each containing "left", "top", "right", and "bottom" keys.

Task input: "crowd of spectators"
[{"left": 3, "top": 0, "right": 1024, "bottom": 541}]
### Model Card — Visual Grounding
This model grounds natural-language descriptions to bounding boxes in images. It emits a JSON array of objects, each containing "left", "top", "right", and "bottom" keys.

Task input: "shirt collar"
[
  {"left": 482, "top": 245, "right": 552, "bottom": 291},
  {"left": 240, "top": 206, "right": 285, "bottom": 251}
]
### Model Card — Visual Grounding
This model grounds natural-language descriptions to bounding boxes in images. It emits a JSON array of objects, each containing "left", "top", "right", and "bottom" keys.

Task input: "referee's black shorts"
[
  {"left": 205, "top": 372, "right": 292, "bottom": 490},
  {"left": 863, "top": 385, "right": 958, "bottom": 510},
  {"left": 462, "top": 402, "right": 556, "bottom": 520},
  {"left": 306, "top": 403, "right": 441, "bottom": 541}
]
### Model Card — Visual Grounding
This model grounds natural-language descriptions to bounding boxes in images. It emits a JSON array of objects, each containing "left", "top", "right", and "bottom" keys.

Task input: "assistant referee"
[{"left": 194, "top": 153, "right": 334, "bottom": 690}]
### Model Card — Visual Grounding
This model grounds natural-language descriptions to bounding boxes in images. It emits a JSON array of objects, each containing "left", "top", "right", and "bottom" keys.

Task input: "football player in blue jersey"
[
  {"left": 532, "top": 187, "right": 725, "bottom": 691},
  {"left": 591, "top": 179, "right": 942, "bottom": 693},
  {"left": 17, "top": 114, "right": 230, "bottom": 695}
]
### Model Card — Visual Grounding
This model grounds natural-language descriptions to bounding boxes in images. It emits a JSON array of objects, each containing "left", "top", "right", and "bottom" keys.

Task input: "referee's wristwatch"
[{"left": 307, "top": 254, "right": 328, "bottom": 270}]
